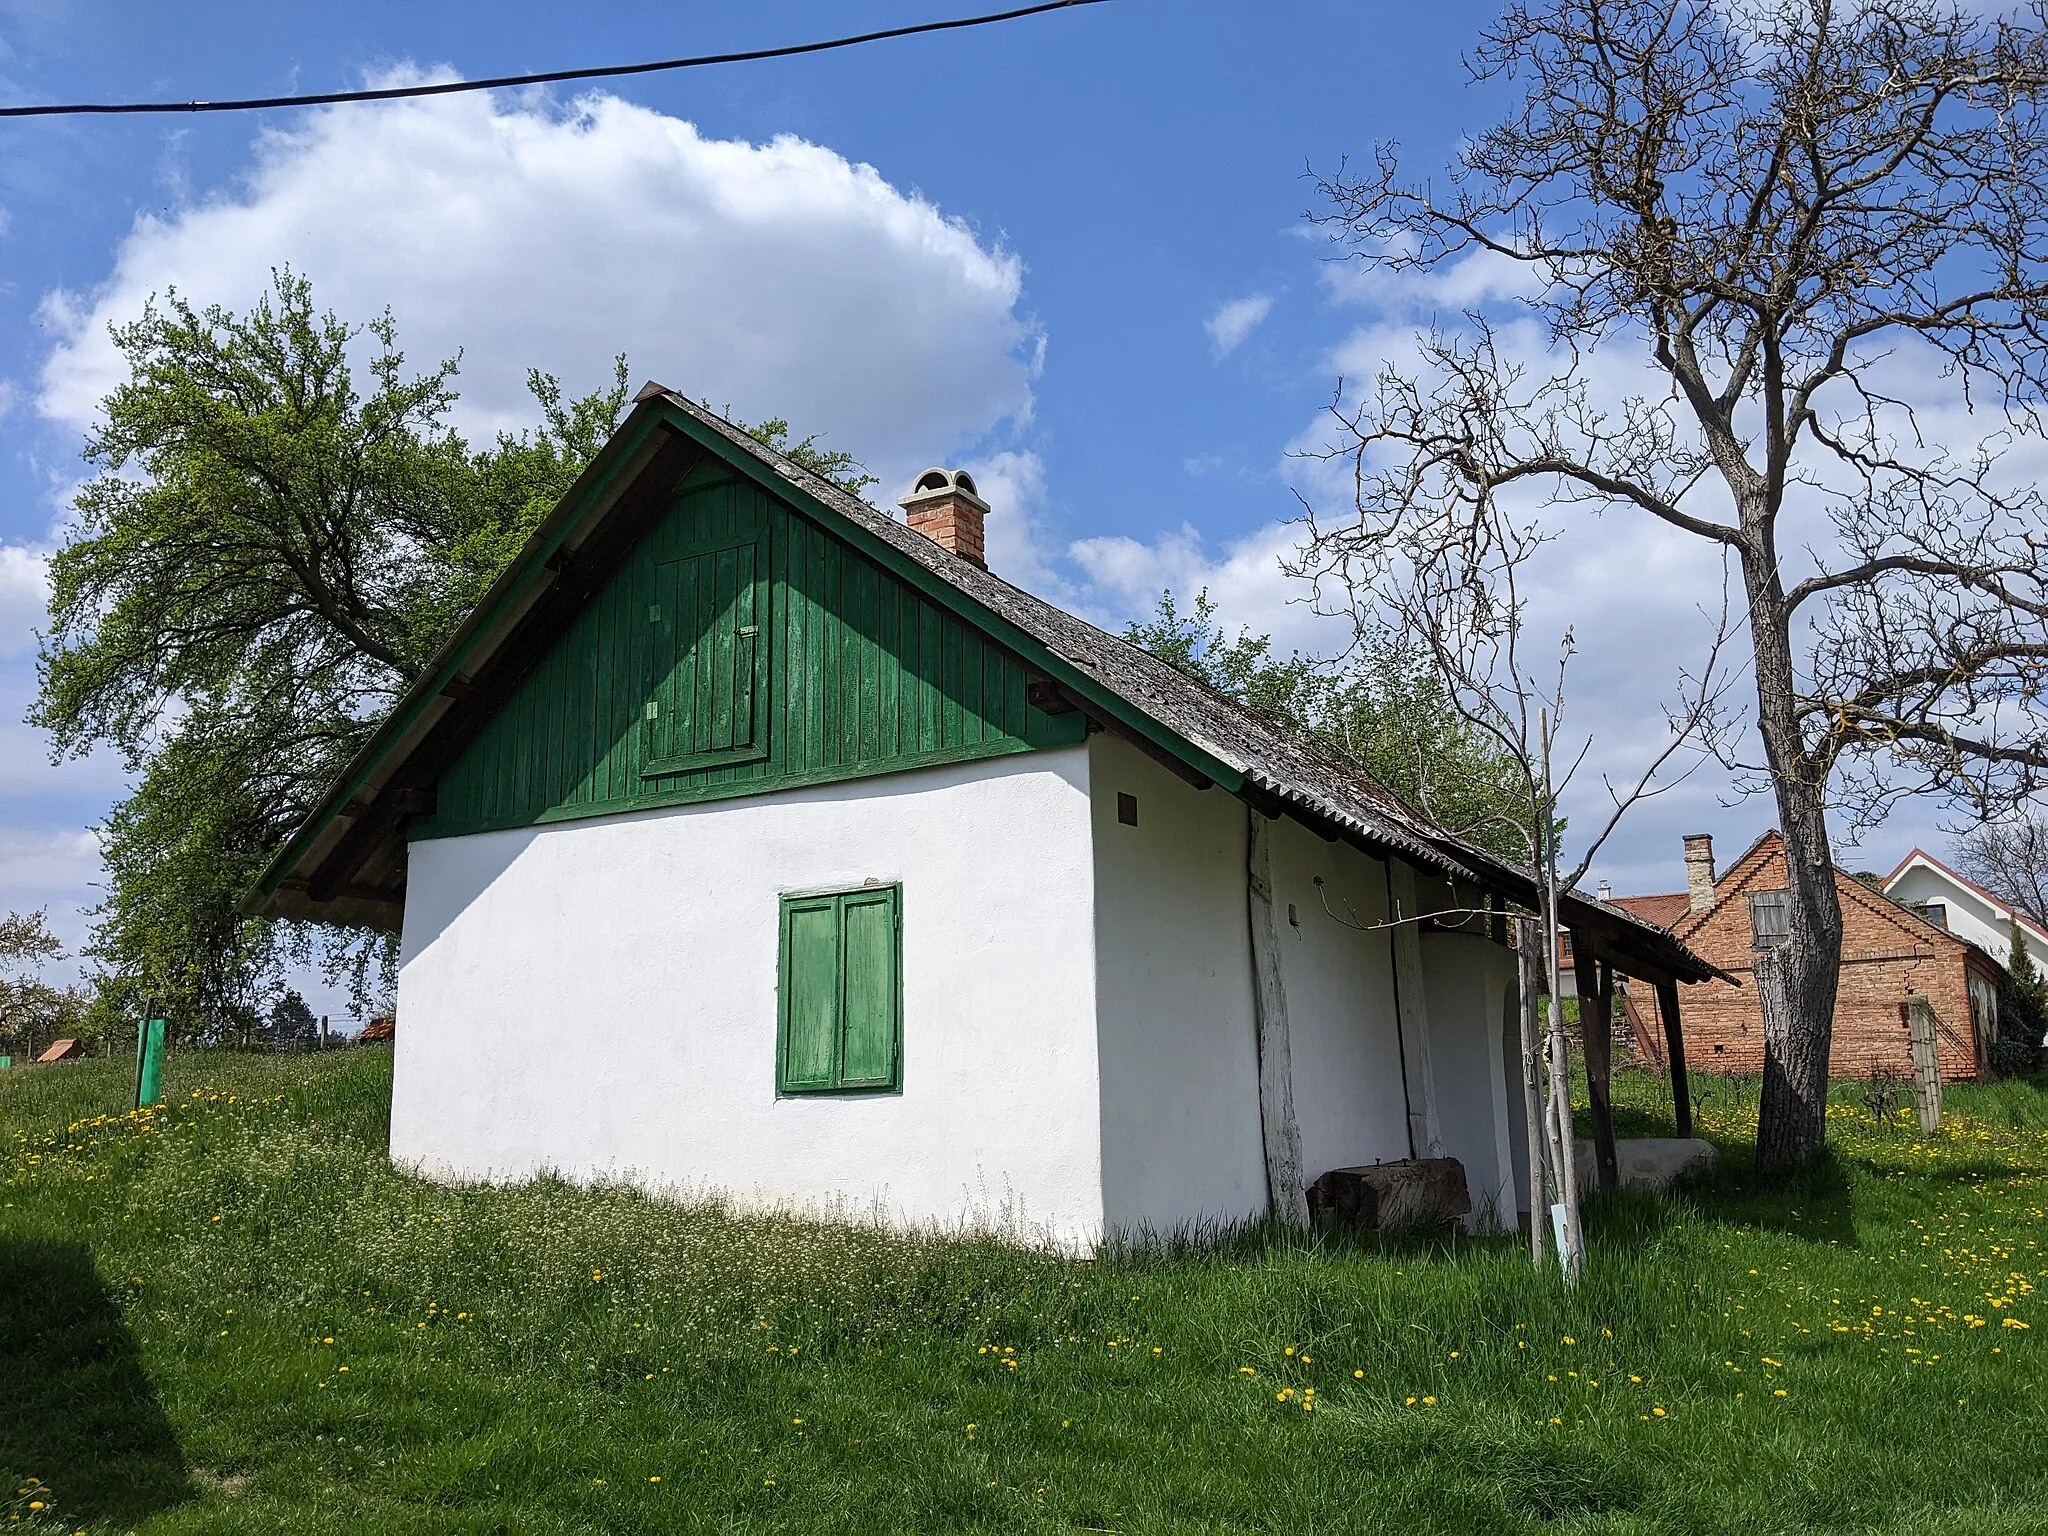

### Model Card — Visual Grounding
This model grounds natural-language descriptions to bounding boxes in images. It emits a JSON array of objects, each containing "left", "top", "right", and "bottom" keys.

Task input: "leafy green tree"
[
  {"left": 34, "top": 271, "right": 870, "bottom": 1042},
  {"left": 0, "top": 911, "right": 86, "bottom": 1062},
  {"left": 1123, "top": 590, "right": 1535, "bottom": 859},
  {"left": 1999, "top": 919, "right": 2048, "bottom": 1076},
  {"left": 262, "top": 989, "right": 318, "bottom": 1052}
]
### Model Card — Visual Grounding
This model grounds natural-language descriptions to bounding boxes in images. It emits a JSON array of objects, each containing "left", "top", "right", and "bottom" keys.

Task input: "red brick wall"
[{"left": 1631, "top": 837, "right": 1989, "bottom": 1083}]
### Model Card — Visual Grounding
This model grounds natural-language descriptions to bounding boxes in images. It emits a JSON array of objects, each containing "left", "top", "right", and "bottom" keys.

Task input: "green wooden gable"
[{"left": 410, "top": 461, "right": 1084, "bottom": 840}]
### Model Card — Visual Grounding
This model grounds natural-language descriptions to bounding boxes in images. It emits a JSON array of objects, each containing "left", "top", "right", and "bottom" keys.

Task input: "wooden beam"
[
  {"left": 1097, "top": 713, "right": 1214, "bottom": 789},
  {"left": 303, "top": 432, "right": 705, "bottom": 903},
  {"left": 1025, "top": 675, "right": 1078, "bottom": 714},
  {"left": 1575, "top": 939, "right": 1619, "bottom": 1191},
  {"left": 1654, "top": 977, "right": 1693, "bottom": 1139},
  {"left": 1245, "top": 809, "right": 1308, "bottom": 1226}
]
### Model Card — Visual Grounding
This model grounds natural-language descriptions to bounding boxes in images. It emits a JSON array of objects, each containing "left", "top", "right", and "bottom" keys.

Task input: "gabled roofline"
[
  {"left": 1882, "top": 847, "right": 2048, "bottom": 947},
  {"left": 1651, "top": 827, "right": 1993, "bottom": 961},
  {"left": 244, "top": 386, "right": 1728, "bottom": 986}
]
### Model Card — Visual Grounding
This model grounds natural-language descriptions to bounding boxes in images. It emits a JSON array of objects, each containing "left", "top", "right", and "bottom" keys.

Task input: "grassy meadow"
[{"left": 2, "top": 1046, "right": 2046, "bottom": 1534}]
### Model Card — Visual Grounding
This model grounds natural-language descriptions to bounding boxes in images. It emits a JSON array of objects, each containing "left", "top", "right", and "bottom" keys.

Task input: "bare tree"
[
  {"left": 1304, "top": 0, "right": 2048, "bottom": 1170},
  {"left": 1301, "top": 430, "right": 1729, "bottom": 1280},
  {"left": 1955, "top": 811, "right": 2048, "bottom": 926}
]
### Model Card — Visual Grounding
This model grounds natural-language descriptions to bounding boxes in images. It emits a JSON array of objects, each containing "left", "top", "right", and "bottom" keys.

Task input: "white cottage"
[
  {"left": 250, "top": 387, "right": 1711, "bottom": 1251},
  {"left": 1882, "top": 847, "right": 2048, "bottom": 970}
]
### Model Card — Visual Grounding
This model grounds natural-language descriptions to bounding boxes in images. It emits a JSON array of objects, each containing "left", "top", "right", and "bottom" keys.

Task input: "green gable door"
[{"left": 645, "top": 534, "right": 769, "bottom": 778}]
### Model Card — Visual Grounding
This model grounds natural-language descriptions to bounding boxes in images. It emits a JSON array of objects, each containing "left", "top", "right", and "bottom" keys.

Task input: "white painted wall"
[
  {"left": 1885, "top": 858, "right": 2041, "bottom": 967},
  {"left": 397, "top": 722, "right": 1525, "bottom": 1252},
  {"left": 1085, "top": 732, "right": 1516, "bottom": 1238},
  {"left": 1087, "top": 733, "right": 1268, "bottom": 1237},
  {"left": 1260, "top": 818, "right": 1415, "bottom": 1184},
  {"left": 1420, "top": 931, "right": 1520, "bottom": 1231},
  {"left": 394, "top": 747, "right": 1107, "bottom": 1250}
]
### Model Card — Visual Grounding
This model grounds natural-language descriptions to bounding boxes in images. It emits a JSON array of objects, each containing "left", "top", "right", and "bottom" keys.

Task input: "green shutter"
[
  {"left": 644, "top": 535, "right": 768, "bottom": 778},
  {"left": 779, "top": 897, "right": 840, "bottom": 1091},
  {"left": 777, "top": 884, "right": 902, "bottom": 1095},
  {"left": 838, "top": 888, "right": 901, "bottom": 1088}
]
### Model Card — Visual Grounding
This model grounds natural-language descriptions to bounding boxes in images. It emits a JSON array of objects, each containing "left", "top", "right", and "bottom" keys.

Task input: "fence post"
[
  {"left": 1906, "top": 996, "right": 1941, "bottom": 1134},
  {"left": 135, "top": 1012, "right": 166, "bottom": 1108}
]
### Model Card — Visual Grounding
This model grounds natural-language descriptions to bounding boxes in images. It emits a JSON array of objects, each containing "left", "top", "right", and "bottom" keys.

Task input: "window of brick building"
[{"left": 1749, "top": 890, "right": 1791, "bottom": 949}]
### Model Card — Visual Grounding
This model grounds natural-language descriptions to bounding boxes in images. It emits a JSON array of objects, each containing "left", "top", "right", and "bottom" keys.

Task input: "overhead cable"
[{"left": 0, "top": 0, "right": 1106, "bottom": 119}]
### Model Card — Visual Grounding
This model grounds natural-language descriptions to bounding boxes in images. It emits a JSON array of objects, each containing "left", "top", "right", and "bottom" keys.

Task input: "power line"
[{"left": 0, "top": 0, "right": 1107, "bottom": 120}]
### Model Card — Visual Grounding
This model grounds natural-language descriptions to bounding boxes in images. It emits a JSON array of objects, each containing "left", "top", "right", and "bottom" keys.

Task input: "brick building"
[{"left": 1619, "top": 830, "right": 1999, "bottom": 1083}]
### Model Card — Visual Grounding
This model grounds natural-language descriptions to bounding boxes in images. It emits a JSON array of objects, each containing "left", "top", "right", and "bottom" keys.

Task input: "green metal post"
[{"left": 136, "top": 1014, "right": 166, "bottom": 1107}]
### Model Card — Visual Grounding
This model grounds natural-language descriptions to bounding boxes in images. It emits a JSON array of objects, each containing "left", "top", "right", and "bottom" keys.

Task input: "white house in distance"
[
  {"left": 248, "top": 388, "right": 1715, "bottom": 1251},
  {"left": 1883, "top": 848, "right": 2048, "bottom": 970}
]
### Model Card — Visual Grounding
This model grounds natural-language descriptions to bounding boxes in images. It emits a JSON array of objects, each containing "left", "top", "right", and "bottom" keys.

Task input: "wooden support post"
[
  {"left": 1655, "top": 977, "right": 1693, "bottom": 1139},
  {"left": 1574, "top": 941, "right": 1619, "bottom": 1191},
  {"left": 1515, "top": 918, "right": 1548, "bottom": 1267},
  {"left": 1246, "top": 809, "right": 1309, "bottom": 1226},
  {"left": 1906, "top": 995, "right": 1942, "bottom": 1134},
  {"left": 1386, "top": 859, "right": 1443, "bottom": 1157}
]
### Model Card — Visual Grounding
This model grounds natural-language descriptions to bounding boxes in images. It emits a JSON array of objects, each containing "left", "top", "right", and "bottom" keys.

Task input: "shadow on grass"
[
  {"left": 0, "top": 1237, "right": 190, "bottom": 1527},
  {"left": 1581, "top": 1142, "right": 1861, "bottom": 1250}
]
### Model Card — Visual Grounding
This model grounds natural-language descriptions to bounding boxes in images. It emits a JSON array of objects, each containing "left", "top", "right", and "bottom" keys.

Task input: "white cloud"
[
  {"left": 1204, "top": 293, "right": 1273, "bottom": 359},
  {"left": 38, "top": 72, "right": 1040, "bottom": 493},
  {"left": 1068, "top": 519, "right": 1334, "bottom": 650},
  {"left": 0, "top": 540, "right": 47, "bottom": 659},
  {"left": 955, "top": 448, "right": 1067, "bottom": 596},
  {"left": 0, "top": 827, "right": 101, "bottom": 954}
]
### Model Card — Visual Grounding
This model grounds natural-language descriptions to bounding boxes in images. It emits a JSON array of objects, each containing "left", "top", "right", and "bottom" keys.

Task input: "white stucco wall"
[
  {"left": 1085, "top": 732, "right": 1516, "bottom": 1238},
  {"left": 1087, "top": 733, "right": 1268, "bottom": 1237},
  {"left": 1259, "top": 818, "right": 1415, "bottom": 1183},
  {"left": 394, "top": 747, "right": 1107, "bottom": 1250},
  {"left": 1420, "top": 931, "right": 1521, "bottom": 1231},
  {"left": 1885, "top": 860, "right": 2032, "bottom": 966}
]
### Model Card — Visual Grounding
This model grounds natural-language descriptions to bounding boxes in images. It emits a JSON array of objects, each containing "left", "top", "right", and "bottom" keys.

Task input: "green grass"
[{"left": 3, "top": 1048, "right": 2046, "bottom": 1534}]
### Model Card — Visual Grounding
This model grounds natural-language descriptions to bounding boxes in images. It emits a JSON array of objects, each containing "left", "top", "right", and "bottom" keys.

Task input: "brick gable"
[{"left": 1629, "top": 831, "right": 1994, "bottom": 1083}]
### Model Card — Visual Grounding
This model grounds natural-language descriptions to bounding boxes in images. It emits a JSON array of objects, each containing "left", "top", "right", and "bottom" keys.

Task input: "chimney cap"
[{"left": 900, "top": 466, "right": 988, "bottom": 510}]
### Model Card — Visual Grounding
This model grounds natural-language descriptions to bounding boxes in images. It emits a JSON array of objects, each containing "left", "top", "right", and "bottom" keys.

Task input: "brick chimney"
[
  {"left": 1683, "top": 833, "right": 1717, "bottom": 912},
  {"left": 900, "top": 468, "right": 990, "bottom": 568}
]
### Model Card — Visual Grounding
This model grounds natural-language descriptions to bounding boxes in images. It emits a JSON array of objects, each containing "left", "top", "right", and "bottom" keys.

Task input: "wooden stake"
[
  {"left": 1246, "top": 809, "right": 1309, "bottom": 1226},
  {"left": 1906, "top": 995, "right": 1942, "bottom": 1134},
  {"left": 1576, "top": 945, "right": 1619, "bottom": 1190},
  {"left": 1515, "top": 918, "right": 1548, "bottom": 1268},
  {"left": 1655, "top": 977, "right": 1693, "bottom": 1139}
]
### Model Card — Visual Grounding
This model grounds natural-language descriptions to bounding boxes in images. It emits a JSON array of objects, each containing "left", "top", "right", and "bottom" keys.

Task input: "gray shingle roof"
[
  {"left": 655, "top": 391, "right": 1725, "bottom": 985},
  {"left": 248, "top": 385, "right": 1725, "bottom": 986}
]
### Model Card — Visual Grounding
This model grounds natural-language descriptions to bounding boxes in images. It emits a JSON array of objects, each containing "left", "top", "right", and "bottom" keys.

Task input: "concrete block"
[{"left": 1574, "top": 1136, "right": 1718, "bottom": 1193}]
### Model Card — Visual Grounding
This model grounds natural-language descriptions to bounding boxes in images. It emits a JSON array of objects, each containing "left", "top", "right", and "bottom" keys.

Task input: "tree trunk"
[{"left": 1742, "top": 531, "right": 1845, "bottom": 1173}]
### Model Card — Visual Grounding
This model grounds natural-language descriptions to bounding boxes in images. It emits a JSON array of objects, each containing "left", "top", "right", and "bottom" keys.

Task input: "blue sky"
[{"left": 0, "top": 0, "right": 1962, "bottom": 1010}]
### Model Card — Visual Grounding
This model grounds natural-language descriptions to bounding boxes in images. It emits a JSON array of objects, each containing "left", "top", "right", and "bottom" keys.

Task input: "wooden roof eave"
[
  {"left": 240, "top": 409, "right": 688, "bottom": 922},
  {"left": 241, "top": 382, "right": 1732, "bottom": 1000}
]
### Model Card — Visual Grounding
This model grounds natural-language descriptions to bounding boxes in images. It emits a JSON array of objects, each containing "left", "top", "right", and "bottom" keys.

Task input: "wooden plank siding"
[{"left": 412, "top": 464, "right": 1084, "bottom": 842}]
